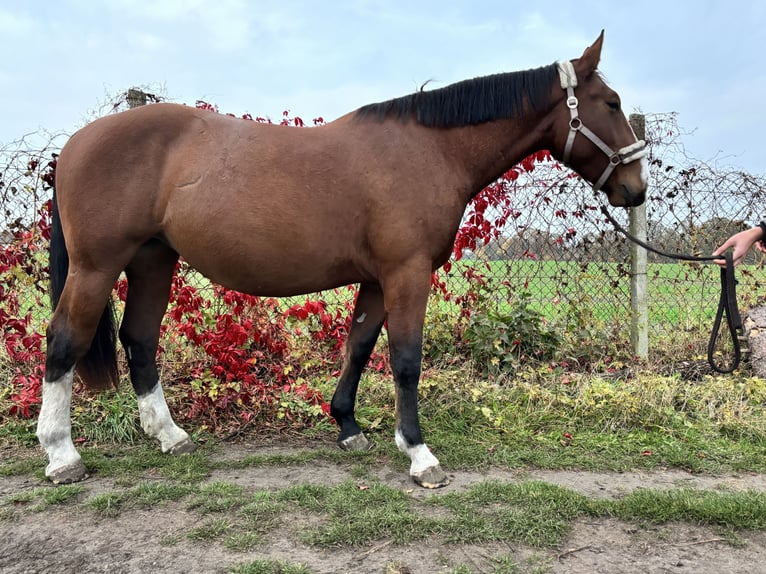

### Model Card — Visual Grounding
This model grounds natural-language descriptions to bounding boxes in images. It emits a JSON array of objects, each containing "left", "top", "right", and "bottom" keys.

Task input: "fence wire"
[{"left": 2, "top": 110, "right": 765, "bottom": 358}]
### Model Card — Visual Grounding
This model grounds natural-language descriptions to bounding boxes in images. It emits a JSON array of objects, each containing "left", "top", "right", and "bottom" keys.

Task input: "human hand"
[{"left": 712, "top": 227, "right": 764, "bottom": 266}]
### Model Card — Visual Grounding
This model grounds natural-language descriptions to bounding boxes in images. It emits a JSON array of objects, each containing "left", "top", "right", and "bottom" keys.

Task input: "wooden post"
[{"left": 629, "top": 113, "right": 648, "bottom": 359}]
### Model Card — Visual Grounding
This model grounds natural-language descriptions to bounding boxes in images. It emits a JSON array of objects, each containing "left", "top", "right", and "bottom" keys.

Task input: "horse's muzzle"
[{"left": 607, "top": 184, "right": 646, "bottom": 208}]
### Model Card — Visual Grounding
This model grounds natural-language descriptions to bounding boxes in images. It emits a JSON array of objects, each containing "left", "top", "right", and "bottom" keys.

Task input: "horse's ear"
[{"left": 576, "top": 30, "right": 604, "bottom": 77}]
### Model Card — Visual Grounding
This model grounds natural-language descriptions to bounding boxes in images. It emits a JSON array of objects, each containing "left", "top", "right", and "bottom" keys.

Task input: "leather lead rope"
[
  {"left": 600, "top": 206, "right": 742, "bottom": 373},
  {"left": 709, "top": 252, "right": 742, "bottom": 373}
]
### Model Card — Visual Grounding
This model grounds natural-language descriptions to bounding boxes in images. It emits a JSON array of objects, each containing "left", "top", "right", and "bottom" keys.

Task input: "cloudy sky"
[{"left": 2, "top": 1, "right": 765, "bottom": 174}]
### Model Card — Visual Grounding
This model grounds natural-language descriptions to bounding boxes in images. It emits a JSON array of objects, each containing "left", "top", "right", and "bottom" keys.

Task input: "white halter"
[{"left": 556, "top": 60, "right": 647, "bottom": 191}]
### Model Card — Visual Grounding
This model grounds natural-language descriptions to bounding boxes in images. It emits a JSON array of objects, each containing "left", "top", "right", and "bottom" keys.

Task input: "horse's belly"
[{"left": 176, "top": 247, "right": 366, "bottom": 297}]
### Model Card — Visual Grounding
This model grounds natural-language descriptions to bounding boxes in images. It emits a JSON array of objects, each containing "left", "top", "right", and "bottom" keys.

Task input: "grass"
[
  {"left": 4, "top": 473, "right": 766, "bottom": 555},
  {"left": 2, "top": 363, "right": 764, "bottom": 480},
  {"left": 341, "top": 366, "right": 766, "bottom": 477},
  {"left": 229, "top": 560, "right": 312, "bottom": 574},
  {"left": 78, "top": 443, "right": 214, "bottom": 482},
  {"left": 2, "top": 327, "right": 766, "bottom": 570},
  {"left": 187, "top": 517, "right": 233, "bottom": 541},
  {"left": 4, "top": 484, "right": 85, "bottom": 512},
  {"left": 290, "top": 481, "right": 441, "bottom": 547},
  {"left": 441, "top": 259, "right": 766, "bottom": 338},
  {"left": 1, "top": 424, "right": 765, "bottom": 572},
  {"left": 87, "top": 482, "right": 194, "bottom": 517},
  {"left": 609, "top": 488, "right": 766, "bottom": 529}
]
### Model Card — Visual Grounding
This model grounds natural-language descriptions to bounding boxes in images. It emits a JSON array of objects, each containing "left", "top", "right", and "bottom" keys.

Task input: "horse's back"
[
  {"left": 54, "top": 104, "right": 373, "bottom": 293},
  {"left": 53, "top": 103, "right": 463, "bottom": 295}
]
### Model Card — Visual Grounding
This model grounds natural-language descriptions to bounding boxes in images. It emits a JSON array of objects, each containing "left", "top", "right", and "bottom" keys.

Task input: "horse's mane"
[{"left": 355, "top": 63, "right": 559, "bottom": 127}]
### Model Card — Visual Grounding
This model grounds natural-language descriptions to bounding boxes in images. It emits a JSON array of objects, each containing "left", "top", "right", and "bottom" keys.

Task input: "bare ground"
[{"left": 1, "top": 440, "right": 765, "bottom": 574}]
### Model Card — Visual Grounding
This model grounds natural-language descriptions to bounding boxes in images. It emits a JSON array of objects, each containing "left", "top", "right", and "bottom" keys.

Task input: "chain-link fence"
[
  {"left": 442, "top": 112, "right": 766, "bottom": 353},
  {"left": 2, "top": 101, "right": 765, "bottom": 362}
]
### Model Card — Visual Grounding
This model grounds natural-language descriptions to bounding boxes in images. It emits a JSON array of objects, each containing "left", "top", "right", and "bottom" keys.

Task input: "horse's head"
[{"left": 549, "top": 31, "right": 648, "bottom": 207}]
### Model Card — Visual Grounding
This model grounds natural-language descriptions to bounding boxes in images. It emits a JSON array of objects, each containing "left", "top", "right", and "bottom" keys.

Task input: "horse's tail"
[{"left": 49, "top": 189, "right": 119, "bottom": 390}]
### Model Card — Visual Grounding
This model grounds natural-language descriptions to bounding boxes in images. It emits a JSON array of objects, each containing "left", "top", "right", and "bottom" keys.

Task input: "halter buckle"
[{"left": 566, "top": 96, "right": 578, "bottom": 109}]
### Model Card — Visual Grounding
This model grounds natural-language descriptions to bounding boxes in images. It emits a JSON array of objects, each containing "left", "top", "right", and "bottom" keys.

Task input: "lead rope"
[
  {"left": 600, "top": 206, "right": 743, "bottom": 374},
  {"left": 555, "top": 60, "right": 741, "bottom": 372}
]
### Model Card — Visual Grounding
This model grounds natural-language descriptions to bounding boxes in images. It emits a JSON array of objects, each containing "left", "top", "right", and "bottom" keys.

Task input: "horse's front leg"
[{"left": 383, "top": 264, "right": 449, "bottom": 488}]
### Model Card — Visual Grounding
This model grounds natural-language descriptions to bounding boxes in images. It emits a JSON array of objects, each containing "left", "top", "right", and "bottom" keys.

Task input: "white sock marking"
[
  {"left": 137, "top": 381, "right": 190, "bottom": 452},
  {"left": 395, "top": 429, "right": 440, "bottom": 476},
  {"left": 37, "top": 369, "right": 82, "bottom": 476}
]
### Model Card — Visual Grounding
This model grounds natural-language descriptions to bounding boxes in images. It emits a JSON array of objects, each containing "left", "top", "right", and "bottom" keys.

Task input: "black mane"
[{"left": 355, "top": 63, "right": 559, "bottom": 127}]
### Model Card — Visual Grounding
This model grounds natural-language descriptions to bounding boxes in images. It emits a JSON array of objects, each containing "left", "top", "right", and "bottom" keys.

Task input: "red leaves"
[
  {"left": 164, "top": 269, "right": 342, "bottom": 428},
  {"left": 41, "top": 158, "right": 57, "bottom": 190},
  {"left": 195, "top": 100, "right": 218, "bottom": 113},
  {"left": 1, "top": 199, "right": 51, "bottom": 418},
  {"left": 286, "top": 300, "right": 327, "bottom": 322},
  {"left": 433, "top": 151, "right": 556, "bottom": 318},
  {"left": 2, "top": 311, "right": 44, "bottom": 417},
  {"left": 197, "top": 101, "right": 311, "bottom": 130},
  {"left": 452, "top": 152, "right": 550, "bottom": 265}
]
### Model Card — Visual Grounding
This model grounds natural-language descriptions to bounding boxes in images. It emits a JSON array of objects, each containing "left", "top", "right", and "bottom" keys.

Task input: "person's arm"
[{"left": 712, "top": 222, "right": 766, "bottom": 266}]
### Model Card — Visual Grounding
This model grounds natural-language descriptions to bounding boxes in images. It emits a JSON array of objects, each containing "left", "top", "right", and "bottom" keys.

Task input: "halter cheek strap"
[{"left": 556, "top": 60, "right": 648, "bottom": 191}]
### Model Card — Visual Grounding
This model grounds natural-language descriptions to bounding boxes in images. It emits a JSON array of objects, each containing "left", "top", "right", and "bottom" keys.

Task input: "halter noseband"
[{"left": 557, "top": 60, "right": 647, "bottom": 191}]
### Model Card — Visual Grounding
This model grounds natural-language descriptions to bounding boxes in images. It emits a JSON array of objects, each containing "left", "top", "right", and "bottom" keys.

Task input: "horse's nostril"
[{"left": 623, "top": 185, "right": 646, "bottom": 208}]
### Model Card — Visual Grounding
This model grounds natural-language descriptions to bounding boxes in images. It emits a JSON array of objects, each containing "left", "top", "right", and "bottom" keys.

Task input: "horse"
[{"left": 37, "top": 31, "right": 648, "bottom": 487}]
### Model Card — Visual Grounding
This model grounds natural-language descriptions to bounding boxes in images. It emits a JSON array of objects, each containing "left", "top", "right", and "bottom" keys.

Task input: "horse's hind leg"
[
  {"left": 39, "top": 269, "right": 120, "bottom": 483},
  {"left": 331, "top": 282, "right": 385, "bottom": 451},
  {"left": 119, "top": 240, "right": 195, "bottom": 454}
]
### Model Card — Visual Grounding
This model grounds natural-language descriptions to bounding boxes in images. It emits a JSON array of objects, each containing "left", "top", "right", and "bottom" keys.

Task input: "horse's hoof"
[
  {"left": 412, "top": 465, "right": 450, "bottom": 489},
  {"left": 338, "top": 432, "right": 371, "bottom": 451},
  {"left": 48, "top": 460, "right": 88, "bottom": 485},
  {"left": 168, "top": 439, "right": 197, "bottom": 455}
]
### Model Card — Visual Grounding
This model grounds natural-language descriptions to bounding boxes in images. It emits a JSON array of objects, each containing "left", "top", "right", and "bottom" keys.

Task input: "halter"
[{"left": 557, "top": 60, "right": 647, "bottom": 190}]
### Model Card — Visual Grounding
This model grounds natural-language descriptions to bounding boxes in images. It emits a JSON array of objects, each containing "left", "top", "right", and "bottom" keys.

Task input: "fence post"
[
  {"left": 629, "top": 114, "right": 648, "bottom": 359},
  {"left": 126, "top": 88, "right": 148, "bottom": 109}
]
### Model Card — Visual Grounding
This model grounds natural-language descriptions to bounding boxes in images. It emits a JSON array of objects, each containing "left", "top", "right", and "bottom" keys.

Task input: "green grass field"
[
  {"left": 436, "top": 258, "right": 765, "bottom": 340},
  {"left": 176, "top": 257, "right": 763, "bottom": 332},
  {"left": 4, "top": 257, "right": 764, "bottom": 371}
]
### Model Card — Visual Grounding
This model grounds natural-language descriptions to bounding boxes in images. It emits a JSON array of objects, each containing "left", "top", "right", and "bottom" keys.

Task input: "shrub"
[{"left": 464, "top": 291, "right": 561, "bottom": 375}]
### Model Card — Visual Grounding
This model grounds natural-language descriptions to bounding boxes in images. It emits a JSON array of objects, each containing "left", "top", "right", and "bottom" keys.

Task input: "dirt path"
[{"left": 2, "top": 442, "right": 765, "bottom": 574}]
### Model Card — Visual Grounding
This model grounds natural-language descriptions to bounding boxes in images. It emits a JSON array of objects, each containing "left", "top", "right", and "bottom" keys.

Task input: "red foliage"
[
  {"left": 1, "top": 102, "right": 549, "bottom": 428},
  {"left": 1, "top": 198, "right": 52, "bottom": 417},
  {"left": 431, "top": 150, "right": 553, "bottom": 314}
]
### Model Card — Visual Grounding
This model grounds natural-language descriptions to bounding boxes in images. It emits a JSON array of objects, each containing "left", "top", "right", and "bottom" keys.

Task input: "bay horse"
[{"left": 37, "top": 31, "right": 648, "bottom": 487}]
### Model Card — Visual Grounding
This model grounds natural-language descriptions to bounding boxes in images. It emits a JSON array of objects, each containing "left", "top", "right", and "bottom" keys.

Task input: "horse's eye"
[{"left": 607, "top": 101, "right": 620, "bottom": 111}]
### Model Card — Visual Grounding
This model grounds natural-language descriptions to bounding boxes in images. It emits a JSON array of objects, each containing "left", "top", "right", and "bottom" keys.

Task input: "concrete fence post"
[
  {"left": 629, "top": 113, "right": 648, "bottom": 359},
  {"left": 126, "top": 88, "right": 148, "bottom": 109}
]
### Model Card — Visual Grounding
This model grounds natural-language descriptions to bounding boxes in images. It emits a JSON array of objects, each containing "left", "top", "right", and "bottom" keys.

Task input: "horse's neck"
[{"left": 441, "top": 114, "right": 553, "bottom": 202}]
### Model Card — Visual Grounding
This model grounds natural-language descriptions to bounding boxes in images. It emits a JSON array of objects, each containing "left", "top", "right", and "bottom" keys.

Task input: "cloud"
[
  {"left": 104, "top": 0, "right": 253, "bottom": 53},
  {"left": 0, "top": 7, "right": 34, "bottom": 37}
]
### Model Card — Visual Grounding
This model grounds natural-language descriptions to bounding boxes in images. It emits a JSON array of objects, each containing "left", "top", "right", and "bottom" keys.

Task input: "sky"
[{"left": 2, "top": 1, "right": 766, "bottom": 175}]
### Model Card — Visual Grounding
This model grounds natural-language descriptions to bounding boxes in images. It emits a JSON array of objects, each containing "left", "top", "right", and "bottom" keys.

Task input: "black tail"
[{"left": 49, "top": 190, "right": 119, "bottom": 390}]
